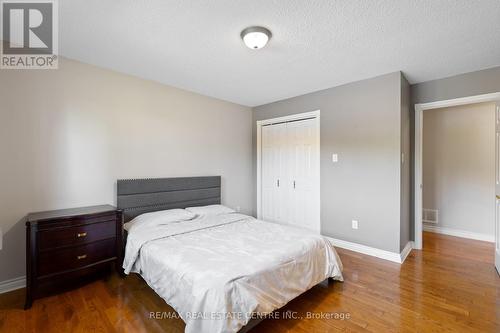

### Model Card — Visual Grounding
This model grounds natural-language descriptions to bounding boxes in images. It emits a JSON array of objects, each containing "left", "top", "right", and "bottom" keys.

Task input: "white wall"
[
  {"left": 0, "top": 57, "right": 253, "bottom": 282},
  {"left": 423, "top": 102, "right": 495, "bottom": 238}
]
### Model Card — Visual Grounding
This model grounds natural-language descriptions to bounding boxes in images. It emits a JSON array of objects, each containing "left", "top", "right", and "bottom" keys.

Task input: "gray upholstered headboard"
[{"left": 117, "top": 176, "right": 221, "bottom": 222}]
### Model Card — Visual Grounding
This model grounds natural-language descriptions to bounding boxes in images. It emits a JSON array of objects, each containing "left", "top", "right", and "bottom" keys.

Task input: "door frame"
[
  {"left": 256, "top": 110, "right": 321, "bottom": 231},
  {"left": 414, "top": 92, "right": 500, "bottom": 249}
]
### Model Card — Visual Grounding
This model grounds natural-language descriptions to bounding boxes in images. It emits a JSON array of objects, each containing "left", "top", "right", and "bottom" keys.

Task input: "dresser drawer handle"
[
  {"left": 77, "top": 254, "right": 87, "bottom": 260},
  {"left": 77, "top": 232, "right": 87, "bottom": 238}
]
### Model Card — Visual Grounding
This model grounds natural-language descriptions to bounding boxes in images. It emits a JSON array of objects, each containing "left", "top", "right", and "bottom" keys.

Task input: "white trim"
[
  {"left": 326, "top": 237, "right": 413, "bottom": 264},
  {"left": 414, "top": 92, "right": 500, "bottom": 250},
  {"left": 416, "top": 92, "right": 500, "bottom": 111},
  {"left": 423, "top": 225, "right": 495, "bottom": 243},
  {"left": 0, "top": 276, "right": 25, "bottom": 294},
  {"left": 256, "top": 110, "right": 321, "bottom": 232},
  {"left": 400, "top": 241, "right": 414, "bottom": 263},
  {"left": 414, "top": 105, "right": 424, "bottom": 249},
  {"left": 496, "top": 197, "right": 500, "bottom": 275},
  {"left": 256, "top": 120, "right": 262, "bottom": 219},
  {"left": 257, "top": 110, "right": 321, "bottom": 126}
]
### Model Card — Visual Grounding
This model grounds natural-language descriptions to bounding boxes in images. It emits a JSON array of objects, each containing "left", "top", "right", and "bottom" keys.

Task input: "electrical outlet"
[{"left": 352, "top": 220, "right": 358, "bottom": 230}]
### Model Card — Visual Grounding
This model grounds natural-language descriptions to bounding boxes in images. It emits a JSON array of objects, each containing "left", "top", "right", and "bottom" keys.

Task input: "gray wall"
[
  {"left": 410, "top": 65, "right": 500, "bottom": 242},
  {"left": 400, "top": 74, "right": 411, "bottom": 251},
  {"left": 0, "top": 57, "right": 253, "bottom": 282},
  {"left": 412, "top": 66, "right": 500, "bottom": 104},
  {"left": 423, "top": 103, "right": 495, "bottom": 236},
  {"left": 253, "top": 72, "right": 405, "bottom": 253}
]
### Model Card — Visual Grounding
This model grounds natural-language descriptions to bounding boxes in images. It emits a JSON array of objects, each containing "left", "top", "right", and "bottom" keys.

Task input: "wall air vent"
[{"left": 423, "top": 208, "right": 438, "bottom": 224}]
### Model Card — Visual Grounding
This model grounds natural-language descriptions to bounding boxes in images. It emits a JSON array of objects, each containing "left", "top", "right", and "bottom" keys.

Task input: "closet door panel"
[
  {"left": 276, "top": 123, "right": 290, "bottom": 223},
  {"left": 261, "top": 125, "right": 273, "bottom": 221},
  {"left": 287, "top": 118, "right": 319, "bottom": 230},
  {"left": 261, "top": 125, "right": 277, "bottom": 222},
  {"left": 261, "top": 123, "right": 287, "bottom": 223}
]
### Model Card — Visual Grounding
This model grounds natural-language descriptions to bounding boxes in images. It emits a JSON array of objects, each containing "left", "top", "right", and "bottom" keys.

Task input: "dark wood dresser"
[{"left": 25, "top": 205, "right": 123, "bottom": 309}]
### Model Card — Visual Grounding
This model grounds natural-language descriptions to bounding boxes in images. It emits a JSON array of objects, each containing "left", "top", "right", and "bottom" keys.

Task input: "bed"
[{"left": 118, "top": 176, "right": 343, "bottom": 333}]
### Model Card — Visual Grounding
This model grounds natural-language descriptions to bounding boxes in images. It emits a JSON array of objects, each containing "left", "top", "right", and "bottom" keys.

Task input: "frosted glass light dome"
[{"left": 241, "top": 27, "right": 272, "bottom": 50}]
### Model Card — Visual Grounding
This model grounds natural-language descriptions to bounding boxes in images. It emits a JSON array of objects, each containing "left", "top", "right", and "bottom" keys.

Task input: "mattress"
[{"left": 123, "top": 212, "right": 343, "bottom": 333}]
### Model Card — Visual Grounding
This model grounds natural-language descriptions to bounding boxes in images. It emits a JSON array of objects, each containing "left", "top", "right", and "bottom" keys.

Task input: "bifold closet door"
[
  {"left": 287, "top": 118, "right": 320, "bottom": 230},
  {"left": 261, "top": 123, "right": 289, "bottom": 223},
  {"left": 261, "top": 117, "right": 320, "bottom": 231}
]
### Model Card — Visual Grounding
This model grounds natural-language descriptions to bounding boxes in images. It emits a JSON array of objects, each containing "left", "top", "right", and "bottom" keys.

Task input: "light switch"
[
  {"left": 332, "top": 154, "right": 338, "bottom": 163},
  {"left": 352, "top": 220, "right": 359, "bottom": 230}
]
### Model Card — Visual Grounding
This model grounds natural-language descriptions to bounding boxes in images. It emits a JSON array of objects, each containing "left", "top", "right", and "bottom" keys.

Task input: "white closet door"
[
  {"left": 495, "top": 102, "right": 500, "bottom": 275},
  {"left": 287, "top": 118, "right": 320, "bottom": 231},
  {"left": 261, "top": 123, "right": 288, "bottom": 223}
]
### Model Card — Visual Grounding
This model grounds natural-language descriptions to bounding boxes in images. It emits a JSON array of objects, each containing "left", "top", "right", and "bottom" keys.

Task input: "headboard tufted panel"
[{"left": 117, "top": 176, "right": 221, "bottom": 222}]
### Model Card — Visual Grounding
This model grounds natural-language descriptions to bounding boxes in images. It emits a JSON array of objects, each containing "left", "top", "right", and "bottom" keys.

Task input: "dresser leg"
[
  {"left": 24, "top": 294, "right": 32, "bottom": 310},
  {"left": 25, "top": 222, "right": 35, "bottom": 310},
  {"left": 116, "top": 262, "right": 126, "bottom": 278}
]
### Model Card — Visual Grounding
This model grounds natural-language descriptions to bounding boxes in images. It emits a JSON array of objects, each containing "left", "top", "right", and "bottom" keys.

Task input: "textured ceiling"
[{"left": 60, "top": 1, "right": 500, "bottom": 107}]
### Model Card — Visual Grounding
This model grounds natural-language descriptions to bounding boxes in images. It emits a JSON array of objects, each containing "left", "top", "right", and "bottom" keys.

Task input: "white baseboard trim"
[
  {"left": 423, "top": 225, "right": 494, "bottom": 243},
  {"left": 326, "top": 237, "right": 413, "bottom": 264},
  {"left": 0, "top": 276, "right": 26, "bottom": 294},
  {"left": 400, "top": 241, "right": 414, "bottom": 263}
]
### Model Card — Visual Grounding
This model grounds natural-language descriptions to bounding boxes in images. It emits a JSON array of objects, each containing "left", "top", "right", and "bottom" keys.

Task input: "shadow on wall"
[{"left": 0, "top": 217, "right": 27, "bottom": 282}]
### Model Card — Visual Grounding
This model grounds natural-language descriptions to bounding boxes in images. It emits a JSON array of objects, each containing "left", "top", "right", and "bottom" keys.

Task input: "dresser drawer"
[
  {"left": 37, "top": 238, "right": 116, "bottom": 277},
  {"left": 38, "top": 219, "right": 116, "bottom": 250}
]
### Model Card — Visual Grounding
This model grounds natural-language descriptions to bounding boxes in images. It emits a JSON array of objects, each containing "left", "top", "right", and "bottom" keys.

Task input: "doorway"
[{"left": 414, "top": 92, "right": 500, "bottom": 274}]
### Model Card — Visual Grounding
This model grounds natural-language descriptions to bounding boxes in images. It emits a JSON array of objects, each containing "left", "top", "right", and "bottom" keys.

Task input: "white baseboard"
[
  {"left": 423, "top": 225, "right": 494, "bottom": 243},
  {"left": 400, "top": 241, "right": 414, "bottom": 263},
  {"left": 0, "top": 276, "right": 25, "bottom": 294},
  {"left": 326, "top": 237, "right": 413, "bottom": 264}
]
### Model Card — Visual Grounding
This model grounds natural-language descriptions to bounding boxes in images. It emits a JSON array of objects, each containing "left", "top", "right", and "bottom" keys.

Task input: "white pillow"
[
  {"left": 125, "top": 208, "right": 196, "bottom": 231},
  {"left": 185, "top": 204, "right": 235, "bottom": 217}
]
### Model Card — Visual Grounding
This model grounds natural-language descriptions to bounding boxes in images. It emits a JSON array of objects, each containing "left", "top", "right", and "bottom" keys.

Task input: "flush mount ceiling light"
[{"left": 241, "top": 26, "right": 272, "bottom": 50}]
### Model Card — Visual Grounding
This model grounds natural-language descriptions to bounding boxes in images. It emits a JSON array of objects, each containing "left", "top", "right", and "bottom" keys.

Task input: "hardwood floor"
[{"left": 0, "top": 232, "right": 499, "bottom": 332}]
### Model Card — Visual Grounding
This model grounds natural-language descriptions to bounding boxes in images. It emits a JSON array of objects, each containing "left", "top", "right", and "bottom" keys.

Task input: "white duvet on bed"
[{"left": 123, "top": 212, "right": 343, "bottom": 333}]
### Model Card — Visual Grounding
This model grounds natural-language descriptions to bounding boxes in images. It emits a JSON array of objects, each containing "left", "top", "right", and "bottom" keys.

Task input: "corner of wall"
[{"left": 400, "top": 73, "right": 412, "bottom": 251}]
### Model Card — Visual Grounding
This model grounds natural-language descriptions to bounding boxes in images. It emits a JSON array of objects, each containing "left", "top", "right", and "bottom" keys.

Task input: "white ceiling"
[{"left": 60, "top": 1, "right": 500, "bottom": 107}]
